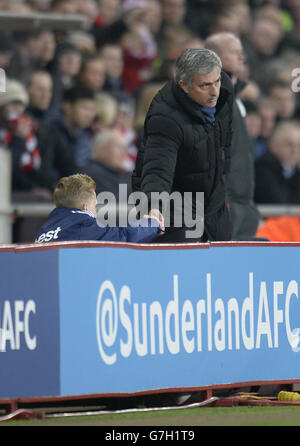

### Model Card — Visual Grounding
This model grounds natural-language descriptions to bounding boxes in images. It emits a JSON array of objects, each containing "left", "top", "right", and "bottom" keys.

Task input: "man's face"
[
  {"left": 106, "top": 132, "right": 127, "bottom": 171},
  {"left": 269, "top": 86, "right": 296, "bottom": 119},
  {"left": 162, "top": 0, "right": 186, "bottom": 25},
  {"left": 27, "top": 73, "right": 53, "bottom": 110},
  {"left": 273, "top": 128, "right": 300, "bottom": 169},
  {"left": 39, "top": 31, "right": 56, "bottom": 63},
  {"left": 80, "top": 59, "right": 106, "bottom": 91},
  {"left": 99, "top": 0, "right": 120, "bottom": 25},
  {"left": 2, "top": 101, "right": 25, "bottom": 119},
  {"left": 71, "top": 99, "right": 96, "bottom": 128},
  {"left": 27, "top": 36, "right": 44, "bottom": 60},
  {"left": 259, "top": 104, "right": 276, "bottom": 138},
  {"left": 100, "top": 45, "right": 123, "bottom": 78},
  {"left": 220, "top": 37, "right": 245, "bottom": 77},
  {"left": 251, "top": 20, "right": 282, "bottom": 56},
  {"left": 97, "top": 131, "right": 127, "bottom": 171},
  {"left": 59, "top": 51, "right": 82, "bottom": 77},
  {"left": 145, "top": 0, "right": 162, "bottom": 34},
  {"left": 179, "top": 67, "right": 221, "bottom": 107}
]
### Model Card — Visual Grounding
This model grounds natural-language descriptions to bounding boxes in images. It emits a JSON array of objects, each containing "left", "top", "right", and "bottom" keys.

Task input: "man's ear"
[
  {"left": 82, "top": 203, "right": 88, "bottom": 211},
  {"left": 179, "top": 80, "right": 189, "bottom": 94}
]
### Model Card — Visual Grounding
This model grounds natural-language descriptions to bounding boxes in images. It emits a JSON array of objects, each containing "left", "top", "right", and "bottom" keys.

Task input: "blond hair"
[
  {"left": 94, "top": 92, "right": 118, "bottom": 127},
  {"left": 53, "top": 174, "right": 96, "bottom": 209}
]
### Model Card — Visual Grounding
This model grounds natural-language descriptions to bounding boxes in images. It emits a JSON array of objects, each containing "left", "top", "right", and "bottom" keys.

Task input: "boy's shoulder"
[{"left": 35, "top": 207, "right": 96, "bottom": 243}]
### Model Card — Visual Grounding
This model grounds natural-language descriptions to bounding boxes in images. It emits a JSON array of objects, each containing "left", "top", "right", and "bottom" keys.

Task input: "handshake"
[{"left": 143, "top": 209, "right": 165, "bottom": 235}]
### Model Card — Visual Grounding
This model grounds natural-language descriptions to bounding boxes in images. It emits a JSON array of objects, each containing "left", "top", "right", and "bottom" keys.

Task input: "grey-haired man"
[{"left": 132, "top": 48, "right": 234, "bottom": 242}]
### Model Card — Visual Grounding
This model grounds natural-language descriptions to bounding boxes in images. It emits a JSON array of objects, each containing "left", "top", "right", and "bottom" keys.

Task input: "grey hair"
[
  {"left": 174, "top": 48, "right": 222, "bottom": 87},
  {"left": 92, "top": 130, "right": 112, "bottom": 159},
  {"left": 92, "top": 129, "right": 125, "bottom": 159},
  {"left": 269, "top": 120, "right": 299, "bottom": 146}
]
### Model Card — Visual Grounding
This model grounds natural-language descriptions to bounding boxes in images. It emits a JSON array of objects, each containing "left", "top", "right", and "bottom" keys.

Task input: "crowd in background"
[{"left": 0, "top": 0, "right": 300, "bottom": 241}]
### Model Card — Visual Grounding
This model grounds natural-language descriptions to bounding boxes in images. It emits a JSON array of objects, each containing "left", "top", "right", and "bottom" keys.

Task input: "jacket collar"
[{"left": 165, "top": 70, "right": 233, "bottom": 122}]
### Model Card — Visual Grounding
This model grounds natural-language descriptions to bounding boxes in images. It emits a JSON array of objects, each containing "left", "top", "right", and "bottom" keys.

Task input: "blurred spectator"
[
  {"left": 185, "top": 0, "right": 216, "bottom": 39},
  {"left": 145, "top": 0, "right": 162, "bottom": 37},
  {"left": 243, "top": 99, "right": 262, "bottom": 141},
  {"left": 113, "top": 92, "right": 138, "bottom": 173},
  {"left": 99, "top": 43, "right": 125, "bottom": 94},
  {"left": 25, "top": 70, "right": 53, "bottom": 122},
  {"left": 210, "top": 0, "right": 251, "bottom": 38},
  {"left": 257, "top": 48, "right": 299, "bottom": 92},
  {"left": 159, "top": 24, "right": 195, "bottom": 60},
  {"left": 156, "top": 0, "right": 188, "bottom": 59},
  {"left": 91, "top": 0, "right": 125, "bottom": 48},
  {"left": 254, "top": 121, "right": 300, "bottom": 204},
  {"left": 160, "top": 0, "right": 186, "bottom": 27},
  {"left": 0, "top": 79, "right": 77, "bottom": 194},
  {"left": 120, "top": 0, "right": 158, "bottom": 93},
  {"left": 66, "top": 30, "right": 96, "bottom": 54},
  {"left": 242, "top": 18, "right": 284, "bottom": 86},
  {"left": 282, "top": 0, "right": 300, "bottom": 23},
  {"left": 51, "top": 85, "right": 96, "bottom": 167},
  {"left": 76, "top": 54, "right": 106, "bottom": 93},
  {"left": 48, "top": 42, "right": 82, "bottom": 111},
  {"left": 84, "top": 128, "right": 131, "bottom": 199},
  {"left": 0, "top": 79, "right": 42, "bottom": 193},
  {"left": 91, "top": 92, "right": 118, "bottom": 133},
  {"left": 92, "top": 0, "right": 155, "bottom": 73},
  {"left": 209, "top": 4, "right": 243, "bottom": 37},
  {"left": 76, "top": 0, "right": 98, "bottom": 30},
  {"left": 134, "top": 82, "right": 165, "bottom": 139},
  {"left": 183, "top": 36, "right": 204, "bottom": 50},
  {"left": 92, "top": 0, "right": 121, "bottom": 31},
  {"left": 254, "top": 3, "right": 282, "bottom": 28},
  {"left": 35, "top": 30, "right": 56, "bottom": 71},
  {"left": 8, "top": 30, "right": 44, "bottom": 83},
  {"left": 229, "top": 0, "right": 252, "bottom": 38},
  {"left": 7, "top": 0, "right": 34, "bottom": 12},
  {"left": 266, "top": 80, "right": 297, "bottom": 121},
  {"left": 152, "top": 57, "right": 176, "bottom": 83},
  {"left": 50, "top": 0, "right": 78, "bottom": 14},
  {"left": 0, "top": 31, "right": 15, "bottom": 72},
  {"left": 238, "top": 81, "right": 261, "bottom": 101},
  {"left": 27, "top": 0, "right": 52, "bottom": 12},
  {"left": 205, "top": 31, "right": 260, "bottom": 240},
  {"left": 280, "top": 0, "right": 300, "bottom": 52},
  {"left": 254, "top": 97, "right": 277, "bottom": 158}
]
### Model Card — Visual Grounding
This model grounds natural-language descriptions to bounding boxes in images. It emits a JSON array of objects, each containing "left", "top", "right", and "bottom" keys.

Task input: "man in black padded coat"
[{"left": 132, "top": 48, "right": 234, "bottom": 242}]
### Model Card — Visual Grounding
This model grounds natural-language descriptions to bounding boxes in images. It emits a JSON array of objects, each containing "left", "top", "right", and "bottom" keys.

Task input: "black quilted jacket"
[{"left": 132, "top": 71, "right": 234, "bottom": 239}]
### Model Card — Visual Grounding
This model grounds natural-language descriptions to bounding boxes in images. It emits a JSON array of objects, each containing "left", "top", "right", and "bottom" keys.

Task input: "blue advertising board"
[
  {"left": 0, "top": 242, "right": 300, "bottom": 399},
  {"left": 0, "top": 248, "right": 60, "bottom": 398}
]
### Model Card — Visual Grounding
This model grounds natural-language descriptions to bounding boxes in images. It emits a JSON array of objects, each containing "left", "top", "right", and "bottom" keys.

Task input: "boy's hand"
[{"left": 144, "top": 208, "right": 165, "bottom": 233}]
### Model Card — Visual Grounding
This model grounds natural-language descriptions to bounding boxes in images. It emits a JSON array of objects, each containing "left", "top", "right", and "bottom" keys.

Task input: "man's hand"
[{"left": 143, "top": 208, "right": 165, "bottom": 234}]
